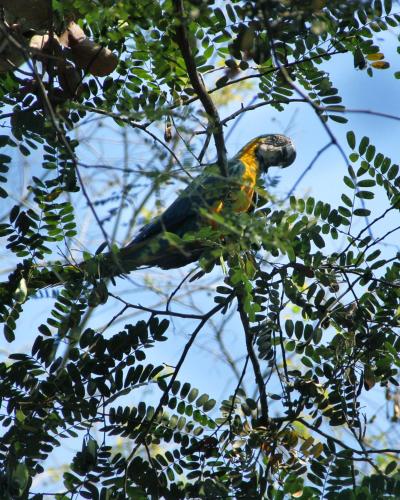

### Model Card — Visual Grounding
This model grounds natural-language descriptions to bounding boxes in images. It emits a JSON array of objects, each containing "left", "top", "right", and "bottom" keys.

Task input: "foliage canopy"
[{"left": 0, "top": 0, "right": 400, "bottom": 498}]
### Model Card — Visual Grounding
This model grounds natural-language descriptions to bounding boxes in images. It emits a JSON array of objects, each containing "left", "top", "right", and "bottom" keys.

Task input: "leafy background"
[{"left": 0, "top": 0, "right": 400, "bottom": 498}]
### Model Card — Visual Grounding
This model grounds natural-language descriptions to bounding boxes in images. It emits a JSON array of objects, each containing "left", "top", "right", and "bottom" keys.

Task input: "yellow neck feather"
[
  {"left": 211, "top": 139, "right": 260, "bottom": 217},
  {"left": 234, "top": 140, "right": 260, "bottom": 211}
]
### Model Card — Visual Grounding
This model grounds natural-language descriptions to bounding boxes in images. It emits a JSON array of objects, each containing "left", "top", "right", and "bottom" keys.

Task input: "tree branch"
[
  {"left": 172, "top": 0, "right": 228, "bottom": 176},
  {"left": 109, "top": 292, "right": 206, "bottom": 320},
  {"left": 237, "top": 294, "right": 269, "bottom": 423}
]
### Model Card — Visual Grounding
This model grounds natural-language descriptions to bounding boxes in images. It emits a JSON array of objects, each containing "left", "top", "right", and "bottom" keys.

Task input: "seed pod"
[
  {"left": 13, "top": 278, "right": 28, "bottom": 304},
  {"left": 59, "top": 21, "right": 86, "bottom": 47},
  {"left": 164, "top": 118, "right": 172, "bottom": 142},
  {"left": 70, "top": 38, "right": 118, "bottom": 77},
  {"left": 29, "top": 33, "right": 63, "bottom": 62}
]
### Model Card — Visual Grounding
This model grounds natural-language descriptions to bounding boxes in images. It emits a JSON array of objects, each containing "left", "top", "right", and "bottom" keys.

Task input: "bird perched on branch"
[
  {"left": 119, "top": 133, "right": 296, "bottom": 267},
  {"left": 2, "top": 134, "right": 296, "bottom": 299}
]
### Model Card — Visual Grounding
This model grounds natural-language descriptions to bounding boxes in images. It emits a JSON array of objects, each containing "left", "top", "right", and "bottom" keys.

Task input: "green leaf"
[
  {"left": 203, "top": 398, "right": 216, "bottom": 411},
  {"left": 358, "top": 179, "right": 376, "bottom": 187},
  {"left": 180, "top": 382, "right": 191, "bottom": 399},
  {"left": 286, "top": 319, "right": 294, "bottom": 338},
  {"left": 366, "top": 145, "right": 376, "bottom": 162},
  {"left": 323, "top": 96, "right": 342, "bottom": 104},
  {"left": 295, "top": 321, "right": 303, "bottom": 340},
  {"left": 358, "top": 136, "right": 370, "bottom": 155},
  {"left": 286, "top": 245, "right": 296, "bottom": 262},
  {"left": 329, "top": 114, "right": 348, "bottom": 124},
  {"left": 341, "top": 194, "right": 353, "bottom": 207},
  {"left": 306, "top": 197, "right": 315, "bottom": 214},
  {"left": 346, "top": 131, "right": 356, "bottom": 149},
  {"left": 366, "top": 249, "right": 381, "bottom": 262},
  {"left": 338, "top": 206, "right": 351, "bottom": 218},
  {"left": 301, "top": 356, "right": 313, "bottom": 368},
  {"left": 353, "top": 47, "right": 366, "bottom": 69},
  {"left": 387, "top": 164, "right": 399, "bottom": 180},
  {"left": 226, "top": 4, "right": 236, "bottom": 22},
  {"left": 343, "top": 176, "right": 355, "bottom": 189},
  {"left": 4, "top": 324, "right": 15, "bottom": 343},
  {"left": 349, "top": 153, "right": 359, "bottom": 162},
  {"left": 353, "top": 208, "right": 371, "bottom": 216},
  {"left": 356, "top": 190, "right": 375, "bottom": 199},
  {"left": 384, "top": 0, "right": 392, "bottom": 14},
  {"left": 196, "top": 393, "right": 209, "bottom": 408},
  {"left": 385, "top": 460, "right": 397, "bottom": 474},
  {"left": 12, "top": 463, "right": 29, "bottom": 494},
  {"left": 358, "top": 9, "right": 368, "bottom": 25},
  {"left": 214, "top": 8, "right": 226, "bottom": 27},
  {"left": 188, "top": 388, "right": 199, "bottom": 403},
  {"left": 312, "top": 233, "right": 325, "bottom": 248}
]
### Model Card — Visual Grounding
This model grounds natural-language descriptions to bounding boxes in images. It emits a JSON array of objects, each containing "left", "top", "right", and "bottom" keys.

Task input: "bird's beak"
[{"left": 281, "top": 141, "right": 296, "bottom": 168}]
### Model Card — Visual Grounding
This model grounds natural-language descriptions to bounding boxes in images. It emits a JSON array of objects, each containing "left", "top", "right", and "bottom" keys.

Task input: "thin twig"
[
  {"left": 212, "top": 354, "right": 250, "bottom": 439},
  {"left": 166, "top": 269, "right": 195, "bottom": 311},
  {"left": 109, "top": 292, "right": 205, "bottom": 320},
  {"left": 285, "top": 142, "right": 333, "bottom": 199},
  {"left": 79, "top": 104, "right": 193, "bottom": 177},
  {"left": 296, "top": 417, "right": 400, "bottom": 455}
]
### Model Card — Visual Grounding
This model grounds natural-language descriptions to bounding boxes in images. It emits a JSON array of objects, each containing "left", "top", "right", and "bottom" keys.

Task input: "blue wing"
[{"left": 129, "top": 161, "right": 245, "bottom": 244}]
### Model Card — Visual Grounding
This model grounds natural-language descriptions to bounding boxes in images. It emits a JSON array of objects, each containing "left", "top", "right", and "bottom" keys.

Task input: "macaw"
[{"left": 2, "top": 134, "right": 296, "bottom": 297}]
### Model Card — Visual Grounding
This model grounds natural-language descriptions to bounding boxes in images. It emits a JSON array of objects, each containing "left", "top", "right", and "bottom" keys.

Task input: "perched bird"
[
  {"left": 118, "top": 133, "right": 296, "bottom": 269},
  {"left": 2, "top": 134, "right": 296, "bottom": 297},
  {"left": 132, "top": 134, "right": 295, "bottom": 242}
]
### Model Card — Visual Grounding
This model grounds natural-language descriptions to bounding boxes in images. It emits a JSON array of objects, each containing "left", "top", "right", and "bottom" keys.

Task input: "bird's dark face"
[{"left": 255, "top": 134, "right": 296, "bottom": 171}]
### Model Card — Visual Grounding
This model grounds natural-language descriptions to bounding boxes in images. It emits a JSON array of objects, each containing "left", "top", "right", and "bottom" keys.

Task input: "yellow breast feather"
[
  {"left": 233, "top": 139, "right": 260, "bottom": 212},
  {"left": 210, "top": 138, "right": 260, "bottom": 221}
]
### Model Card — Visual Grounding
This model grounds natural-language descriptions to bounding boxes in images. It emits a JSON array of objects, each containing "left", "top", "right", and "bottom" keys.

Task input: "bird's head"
[{"left": 243, "top": 134, "right": 296, "bottom": 172}]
